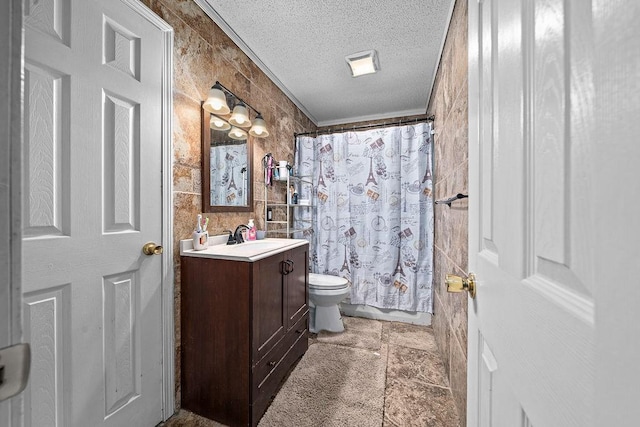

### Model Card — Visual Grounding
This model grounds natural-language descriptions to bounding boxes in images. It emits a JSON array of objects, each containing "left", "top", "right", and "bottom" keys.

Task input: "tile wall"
[
  {"left": 142, "top": 0, "right": 316, "bottom": 407},
  {"left": 142, "top": 0, "right": 467, "bottom": 419},
  {"left": 426, "top": 0, "right": 469, "bottom": 424}
]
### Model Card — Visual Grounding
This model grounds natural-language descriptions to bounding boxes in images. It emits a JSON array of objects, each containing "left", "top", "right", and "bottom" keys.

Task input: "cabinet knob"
[{"left": 268, "top": 361, "right": 277, "bottom": 367}]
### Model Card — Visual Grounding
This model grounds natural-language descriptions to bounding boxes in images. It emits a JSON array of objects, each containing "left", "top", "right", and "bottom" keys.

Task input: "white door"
[
  {"left": 467, "top": 0, "right": 638, "bottom": 425},
  {"left": 23, "top": 0, "right": 167, "bottom": 425}
]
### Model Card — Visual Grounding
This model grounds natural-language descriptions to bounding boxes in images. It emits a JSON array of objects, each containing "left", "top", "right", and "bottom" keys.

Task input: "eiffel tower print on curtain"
[
  {"left": 366, "top": 157, "right": 377, "bottom": 185},
  {"left": 294, "top": 121, "right": 434, "bottom": 313}
]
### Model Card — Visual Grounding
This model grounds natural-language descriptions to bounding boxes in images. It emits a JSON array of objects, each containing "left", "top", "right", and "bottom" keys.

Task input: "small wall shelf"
[{"left": 264, "top": 175, "right": 314, "bottom": 236}]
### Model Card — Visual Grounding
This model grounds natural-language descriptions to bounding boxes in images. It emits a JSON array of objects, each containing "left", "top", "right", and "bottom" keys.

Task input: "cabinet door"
[
  {"left": 252, "top": 254, "right": 286, "bottom": 364},
  {"left": 285, "top": 246, "right": 308, "bottom": 331}
]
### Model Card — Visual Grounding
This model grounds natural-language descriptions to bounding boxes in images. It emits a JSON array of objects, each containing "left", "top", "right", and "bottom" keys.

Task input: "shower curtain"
[{"left": 295, "top": 122, "right": 434, "bottom": 312}]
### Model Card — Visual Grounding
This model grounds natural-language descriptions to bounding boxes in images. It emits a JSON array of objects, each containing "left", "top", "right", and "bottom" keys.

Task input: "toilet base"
[{"left": 309, "top": 304, "right": 345, "bottom": 334}]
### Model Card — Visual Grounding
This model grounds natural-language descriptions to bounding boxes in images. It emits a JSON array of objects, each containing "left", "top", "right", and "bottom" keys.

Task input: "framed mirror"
[{"left": 201, "top": 106, "right": 253, "bottom": 212}]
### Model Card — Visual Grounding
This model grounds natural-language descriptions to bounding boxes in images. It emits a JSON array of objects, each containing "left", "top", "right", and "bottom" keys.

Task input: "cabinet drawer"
[
  {"left": 251, "top": 316, "right": 308, "bottom": 424},
  {"left": 253, "top": 315, "right": 307, "bottom": 391},
  {"left": 283, "top": 312, "right": 308, "bottom": 350}
]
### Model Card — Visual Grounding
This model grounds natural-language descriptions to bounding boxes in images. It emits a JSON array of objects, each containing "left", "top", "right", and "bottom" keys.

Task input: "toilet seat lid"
[{"left": 308, "top": 273, "right": 349, "bottom": 290}]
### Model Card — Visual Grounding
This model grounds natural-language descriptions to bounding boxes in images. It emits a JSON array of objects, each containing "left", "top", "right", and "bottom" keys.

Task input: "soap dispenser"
[{"left": 247, "top": 219, "right": 257, "bottom": 241}]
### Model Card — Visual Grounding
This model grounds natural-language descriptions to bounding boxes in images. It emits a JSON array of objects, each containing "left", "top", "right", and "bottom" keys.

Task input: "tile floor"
[{"left": 161, "top": 316, "right": 461, "bottom": 427}]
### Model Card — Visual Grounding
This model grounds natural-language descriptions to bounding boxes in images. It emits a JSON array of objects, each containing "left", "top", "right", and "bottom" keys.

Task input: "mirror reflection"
[
  {"left": 201, "top": 108, "right": 253, "bottom": 213},
  {"left": 209, "top": 136, "right": 248, "bottom": 206}
]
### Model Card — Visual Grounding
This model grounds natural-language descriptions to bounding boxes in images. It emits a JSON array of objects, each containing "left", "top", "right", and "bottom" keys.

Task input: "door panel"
[
  {"left": 23, "top": 61, "right": 71, "bottom": 239},
  {"left": 254, "top": 255, "right": 286, "bottom": 363},
  {"left": 286, "top": 246, "right": 308, "bottom": 330},
  {"left": 468, "top": 0, "right": 595, "bottom": 425},
  {"left": 102, "top": 92, "right": 141, "bottom": 233},
  {"left": 103, "top": 271, "right": 140, "bottom": 417},
  {"left": 23, "top": 286, "right": 71, "bottom": 427},
  {"left": 22, "top": 1, "right": 166, "bottom": 425}
]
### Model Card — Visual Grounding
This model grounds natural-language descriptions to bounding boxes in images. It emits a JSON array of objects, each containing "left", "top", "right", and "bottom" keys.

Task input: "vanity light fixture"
[
  {"left": 249, "top": 114, "right": 269, "bottom": 138},
  {"left": 203, "top": 81, "right": 269, "bottom": 138},
  {"left": 228, "top": 126, "right": 248, "bottom": 140},
  {"left": 229, "top": 102, "right": 251, "bottom": 127},
  {"left": 345, "top": 49, "right": 380, "bottom": 77},
  {"left": 210, "top": 115, "right": 231, "bottom": 131},
  {"left": 203, "top": 82, "right": 231, "bottom": 115}
]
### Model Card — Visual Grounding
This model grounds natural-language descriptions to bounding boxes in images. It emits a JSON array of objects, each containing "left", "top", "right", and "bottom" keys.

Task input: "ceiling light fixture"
[
  {"left": 203, "top": 81, "right": 269, "bottom": 139},
  {"left": 345, "top": 50, "right": 380, "bottom": 77}
]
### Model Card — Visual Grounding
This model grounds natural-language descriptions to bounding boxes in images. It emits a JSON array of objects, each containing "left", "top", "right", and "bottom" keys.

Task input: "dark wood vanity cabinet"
[{"left": 180, "top": 243, "right": 309, "bottom": 427}]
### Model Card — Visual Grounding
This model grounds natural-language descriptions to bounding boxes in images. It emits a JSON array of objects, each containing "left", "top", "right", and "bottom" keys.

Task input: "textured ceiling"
[{"left": 196, "top": 0, "right": 455, "bottom": 126}]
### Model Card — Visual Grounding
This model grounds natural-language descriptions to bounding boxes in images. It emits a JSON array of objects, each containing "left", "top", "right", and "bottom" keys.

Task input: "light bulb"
[
  {"left": 249, "top": 114, "right": 269, "bottom": 138},
  {"left": 229, "top": 103, "right": 251, "bottom": 128},
  {"left": 228, "top": 126, "right": 247, "bottom": 140},
  {"left": 210, "top": 115, "right": 230, "bottom": 131},
  {"left": 203, "top": 83, "right": 230, "bottom": 115}
]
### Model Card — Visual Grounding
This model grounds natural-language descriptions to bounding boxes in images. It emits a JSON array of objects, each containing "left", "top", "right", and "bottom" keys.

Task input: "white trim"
[
  {"left": 5, "top": 0, "right": 23, "bottom": 346},
  {"left": 122, "top": 0, "right": 175, "bottom": 420},
  {"left": 426, "top": 0, "right": 457, "bottom": 113},
  {"left": 316, "top": 108, "right": 427, "bottom": 128},
  {"left": 192, "top": 0, "right": 318, "bottom": 125},
  {"left": 2, "top": 0, "right": 24, "bottom": 425},
  {"left": 466, "top": 0, "right": 481, "bottom": 423},
  {"left": 160, "top": 29, "right": 176, "bottom": 423}
]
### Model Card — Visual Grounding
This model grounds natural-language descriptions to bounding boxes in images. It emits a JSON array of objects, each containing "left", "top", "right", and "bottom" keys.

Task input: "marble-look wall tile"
[
  {"left": 173, "top": 164, "right": 198, "bottom": 193},
  {"left": 173, "top": 93, "right": 203, "bottom": 168},
  {"left": 432, "top": 293, "right": 451, "bottom": 377},
  {"left": 149, "top": 0, "right": 317, "bottom": 411},
  {"left": 154, "top": 1, "right": 215, "bottom": 102},
  {"left": 173, "top": 192, "right": 202, "bottom": 249},
  {"left": 450, "top": 86, "right": 469, "bottom": 167},
  {"left": 450, "top": 2, "right": 469, "bottom": 97},
  {"left": 161, "top": 0, "right": 224, "bottom": 49},
  {"left": 450, "top": 335, "right": 468, "bottom": 425},
  {"left": 427, "top": 0, "right": 468, "bottom": 424}
]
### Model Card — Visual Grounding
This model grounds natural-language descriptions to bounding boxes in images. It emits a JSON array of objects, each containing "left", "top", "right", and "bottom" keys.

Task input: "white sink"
[
  {"left": 180, "top": 237, "right": 307, "bottom": 262},
  {"left": 227, "top": 240, "right": 285, "bottom": 254}
]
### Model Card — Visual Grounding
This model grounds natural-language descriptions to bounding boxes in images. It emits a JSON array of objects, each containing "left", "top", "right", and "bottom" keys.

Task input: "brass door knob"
[
  {"left": 142, "top": 242, "right": 163, "bottom": 256},
  {"left": 445, "top": 273, "right": 476, "bottom": 298}
]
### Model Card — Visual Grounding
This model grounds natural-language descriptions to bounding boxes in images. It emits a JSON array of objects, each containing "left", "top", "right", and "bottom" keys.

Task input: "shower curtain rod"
[{"left": 294, "top": 115, "right": 435, "bottom": 137}]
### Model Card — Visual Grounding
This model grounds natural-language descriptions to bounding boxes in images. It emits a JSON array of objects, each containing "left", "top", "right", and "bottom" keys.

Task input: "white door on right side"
[{"left": 467, "top": 0, "right": 600, "bottom": 425}]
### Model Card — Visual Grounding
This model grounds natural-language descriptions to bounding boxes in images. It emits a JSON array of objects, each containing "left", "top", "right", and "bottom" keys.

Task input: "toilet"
[{"left": 308, "top": 273, "right": 350, "bottom": 333}]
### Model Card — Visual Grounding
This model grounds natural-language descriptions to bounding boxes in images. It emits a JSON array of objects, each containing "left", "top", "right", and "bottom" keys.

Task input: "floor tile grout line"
[
  {"left": 164, "top": 319, "right": 459, "bottom": 426},
  {"left": 381, "top": 326, "right": 391, "bottom": 426}
]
